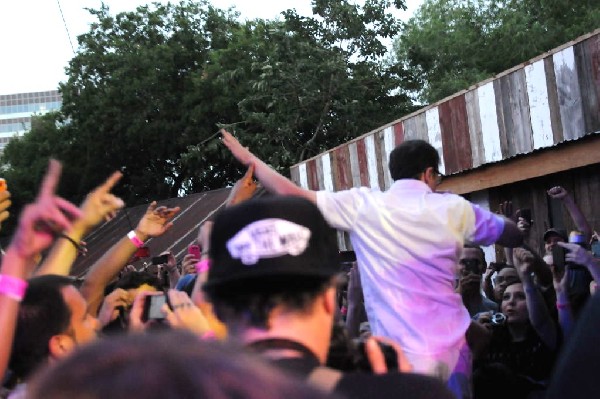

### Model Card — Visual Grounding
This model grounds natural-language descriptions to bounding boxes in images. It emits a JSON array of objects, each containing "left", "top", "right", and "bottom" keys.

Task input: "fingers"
[
  {"left": 38, "top": 159, "right": 62, "bottom": 200},
  {"left": 98, "top": 171, "right": 123, "bottom": 193},
  {"left": 243, "top": 164, "right": 254, "bottom": 179},
  {"left": 365, "top": 338, "right": 387, "bottom": 374},
  {"left": 54, "top": 197, "right": 84, "bottom": 220},
  {"left": 146, "top": 201, "right": 158, "bottom": 213},
  {"left": 0, "top": 210, "right": 9, "bottom": 224}
]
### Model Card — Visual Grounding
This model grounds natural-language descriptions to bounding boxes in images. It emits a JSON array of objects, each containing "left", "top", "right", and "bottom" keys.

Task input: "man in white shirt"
[{"left": 221, "top": 130, "right": 522, "bottom": 396}]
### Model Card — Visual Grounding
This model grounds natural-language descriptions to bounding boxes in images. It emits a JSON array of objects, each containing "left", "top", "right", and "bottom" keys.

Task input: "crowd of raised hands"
[{"left": 0, "top": 133, "right": 597, "bottom": 399}]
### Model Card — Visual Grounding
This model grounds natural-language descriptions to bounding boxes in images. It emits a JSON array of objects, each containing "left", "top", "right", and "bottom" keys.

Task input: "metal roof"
[{"left": 71, "top": 188, "right": 232, "bottom": 277}]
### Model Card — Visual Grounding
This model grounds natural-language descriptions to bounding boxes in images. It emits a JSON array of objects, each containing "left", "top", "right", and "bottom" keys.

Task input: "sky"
[{"left": 0, "top": 0, "right": 423, "bottom": 95}]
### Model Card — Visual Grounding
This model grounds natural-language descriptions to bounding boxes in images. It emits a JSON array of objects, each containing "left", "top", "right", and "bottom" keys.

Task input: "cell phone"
[
  {"left": 188, "top": 244, "right": 201, "bottom": 259},
  {"left": 552, "top": 245, "right": 566, "bottom": 273},
  {"left": 142, "top": 294, "right": 170, "bottom": 322},
  {"left": 0, "top": 178, "right": 7, "bottom": 192},
  {"left": 152, "top": 254, "right": 169, "bottom": 265}
]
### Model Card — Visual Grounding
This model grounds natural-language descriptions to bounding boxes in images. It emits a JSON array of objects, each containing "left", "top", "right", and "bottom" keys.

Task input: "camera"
[
  {"left": 491, "top": 312, "right": 506, "bottom": 326},
  {"left": 353, "top": 338, "right": 398, "bottom": 372}
]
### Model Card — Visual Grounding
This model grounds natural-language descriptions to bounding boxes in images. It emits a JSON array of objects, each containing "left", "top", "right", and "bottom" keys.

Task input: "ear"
[
  {"left": 424, "top": 167, "right": 436, "bottom": 183},
  {"left": 48, "top": 334, "right": 75, "bottom": 360},
  {"left": 322, "top": 286, "right": 337, "bottom": 316}
]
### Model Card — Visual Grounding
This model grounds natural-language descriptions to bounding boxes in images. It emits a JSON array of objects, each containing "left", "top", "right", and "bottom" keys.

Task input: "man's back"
[{"left": 316, "top": 179, "right": 504, "bottom": 357}]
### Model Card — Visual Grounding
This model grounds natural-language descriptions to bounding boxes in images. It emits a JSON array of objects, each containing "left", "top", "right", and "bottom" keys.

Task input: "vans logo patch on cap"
[{"left": 226, "top": 219, "right": 311, "bottom": 265}]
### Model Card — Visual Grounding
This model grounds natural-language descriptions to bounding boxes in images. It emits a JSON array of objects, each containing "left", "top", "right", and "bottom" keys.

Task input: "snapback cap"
[
  {"left": 543, "top": 228, "right": 568, "bottom": 242},
  {"left": 204, "top": 196, "right": 340, "bottom": 291}
]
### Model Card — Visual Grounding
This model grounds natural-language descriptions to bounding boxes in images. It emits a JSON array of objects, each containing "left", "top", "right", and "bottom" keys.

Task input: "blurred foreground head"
[{"left": 27, "top": 330, "right": 330, "bottom": 399}]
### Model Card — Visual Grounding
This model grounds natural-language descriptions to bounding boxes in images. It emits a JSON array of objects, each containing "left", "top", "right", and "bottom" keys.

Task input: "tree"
[
  {"left": 2, "top": 0, "right": 416, "bottom": 221},
  {"left": 395, "top": 0, "right": 600, "bottom": 104}
]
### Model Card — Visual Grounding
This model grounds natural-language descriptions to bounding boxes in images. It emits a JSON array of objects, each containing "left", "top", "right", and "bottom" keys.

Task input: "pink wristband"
[
  {"left": 127, "top": 230, "right": 144, "bottom": 248},
  {"left": 196, "top": 259, "right": 211, "bottom": 273},
  {"left": 0, "top": 275, "right": 28, "bottom": 302},
  {"left": 201, "top": 330, "right": 216, "bottom": 340},
  {"left": 556, "top": 302, "right": 570, "bottom": 309}
]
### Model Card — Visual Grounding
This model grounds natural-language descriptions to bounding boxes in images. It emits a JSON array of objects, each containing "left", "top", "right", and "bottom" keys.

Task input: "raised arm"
[
  {"left": 80, "top": 201, "right": 180, "bottom": 316},
  {"left": 548, "top": 186, "right": 592, "bottom": 241},
  {"left": 513, "top": 248, "right": 558, "bottom": 350},
  {"left": 35, "top": 171, "right": 124, "bottom": 276},
  {"left": 221, "top": 130, "right": 316, "bottom": 203},
  {"left": 0, "top": 160, "right": 81, "bottom": 378}
]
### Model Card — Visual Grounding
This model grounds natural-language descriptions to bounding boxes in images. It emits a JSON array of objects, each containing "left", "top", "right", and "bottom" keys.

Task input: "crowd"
[{"left": 0, "top": 132, "right": 597, "bottom": 399}]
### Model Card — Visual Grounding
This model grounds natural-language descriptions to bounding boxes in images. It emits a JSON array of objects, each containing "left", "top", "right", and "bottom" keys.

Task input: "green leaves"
[{"left": 394, "top": 0, "right": 600, "bottom": 104}]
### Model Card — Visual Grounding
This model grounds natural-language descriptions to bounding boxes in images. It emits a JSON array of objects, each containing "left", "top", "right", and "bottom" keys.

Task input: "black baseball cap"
[
  {"left": 204, "top": 196, "right": 340, "bottom": 292},
  {"left": 543, "top": 228, "right": 567, "bottom": 242}
]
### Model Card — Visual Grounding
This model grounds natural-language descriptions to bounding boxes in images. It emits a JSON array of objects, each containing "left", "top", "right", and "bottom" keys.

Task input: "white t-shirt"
[{"left": 316, "top": 179, "right": 504, "bottom": 356}]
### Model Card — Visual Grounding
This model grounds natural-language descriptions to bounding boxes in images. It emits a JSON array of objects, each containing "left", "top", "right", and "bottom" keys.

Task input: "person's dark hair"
[
  {"left": 27, "top": 330, "right": 331, "bottom": 399},
  {"left": 114, "top": 271, "right": 161, "bottom": 291},
  {"left": 463, "top": 244, "right": 486, "bottom": 263},
  {"left": 9, "top": 275, "right": 74, "bottom": 380},
  {"left": 209, "top": 276, "right": 334, "bottom": 331},
  {"left": 388, "top": 140, "right": 440, "bottom": 181}
]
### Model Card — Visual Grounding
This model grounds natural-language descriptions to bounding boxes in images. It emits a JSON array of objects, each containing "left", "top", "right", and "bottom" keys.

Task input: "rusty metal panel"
[
  {"left": 290, "top": 166, "right": 301, "bottom": 186},
  {"left": 348, "top": 142, "right": 362, "bottom": 187},
  {"left": 525, "top": 59, "right": 555, "bottom": 149},
  {"left": 477, "top": 82, "right": 503, "bottom": 163},
  {"left": 403, "top": 113, "right": 428, "bottom": 141},
  {"left": 554, "top": 46, "right": 586, "bottom": 140},
  {"left": 356, "top": 139, "right": 370, "bottom": 187},
  {"left": 465, "top": 90, "right": 486, "bottom": 168},
  {"left": 393, "top": 122, "right": 404, "bottom": 146},
  {"left": 374, "top": 130, "right": 387, "bottom": 190},
  {"left": 544, "top": 57, "right": 565, "bottom": 144},
  {"left": 306, "top": 159, "right": 319, "bottom": 191},
  {"left": 494, "top": 70, "right": 534, "bottom": 157},
  {"left": 438, "top": 95, "right": 473, "bottom": 174},
  {"left": 334, "top": 145, "right": 353, "bottom": 190},
  {"left": 575, "top": 35, "right": 600, "bottom": 134}
]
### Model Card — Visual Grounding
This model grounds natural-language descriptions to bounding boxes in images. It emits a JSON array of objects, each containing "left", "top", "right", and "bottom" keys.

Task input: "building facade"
[{"left": 0, "top": 90, "right": 62, "bottom": 151}]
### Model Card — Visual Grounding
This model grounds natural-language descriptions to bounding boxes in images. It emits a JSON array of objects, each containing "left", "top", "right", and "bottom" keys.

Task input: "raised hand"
[
  {"left": 77, "top": 171, "right": 124, "bottom": 230},
  {"left": 11, "top": 160, "right": 82, "bottom": 261},
  {"left": 557, "top": 242, "right": 593, "bottom": 267},
  {"left": 134, "top": 201, "right": 181, "bottom": 241},
  {"left": 163, "top": 289, "right": 211, "bottom": 335},
  {"left": 547, "top": 186, "right": 568, "bottom": 200},
  {"left": 221, "top": 129, "right": 254, "bottom": 166},
  {"left": 97, "top": 288, "right": 131, "bottom": 327},
  {"left": 513, "top": 247, "right": 535, "bottom": 280},
  {"left": 0, "top": 190, "right": 12, "bottom": 230}
]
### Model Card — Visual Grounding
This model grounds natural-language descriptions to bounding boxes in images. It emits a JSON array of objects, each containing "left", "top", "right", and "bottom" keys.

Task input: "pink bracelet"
[
  {"left": 0, "top": 275, "right": 28, "bottom": 302},
  {"left": 127, "top": 230, "right": 144, "bottom": 248},
  {"left": 196, "top": 259, "right": 211, "bottom": 273},
  {"left": 557, "top": 302, "right": 570, "bottom": 309},
  {"left": 201, "top": 330, "right": 216, "bottom": 340}
]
